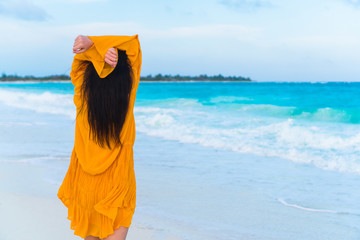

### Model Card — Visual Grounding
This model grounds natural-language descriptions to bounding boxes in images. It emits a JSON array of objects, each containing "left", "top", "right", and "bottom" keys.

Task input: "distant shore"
[{"left": 0, "top": 74, "right": 252, "bottom": 82}]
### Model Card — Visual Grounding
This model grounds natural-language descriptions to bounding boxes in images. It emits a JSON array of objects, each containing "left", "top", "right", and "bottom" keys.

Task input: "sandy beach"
[{"left": 0, "top": 161, "right": 182, "bottom": 240}]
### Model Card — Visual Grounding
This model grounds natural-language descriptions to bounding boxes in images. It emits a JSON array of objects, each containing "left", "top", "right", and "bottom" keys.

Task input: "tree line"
[{"left": 0, "top": 73, "right": 251, "bottom": 82}]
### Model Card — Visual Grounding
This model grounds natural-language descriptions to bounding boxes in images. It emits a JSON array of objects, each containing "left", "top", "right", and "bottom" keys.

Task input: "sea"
[{"left": 0, "top": 81, "right": 359, "bottom": 240}]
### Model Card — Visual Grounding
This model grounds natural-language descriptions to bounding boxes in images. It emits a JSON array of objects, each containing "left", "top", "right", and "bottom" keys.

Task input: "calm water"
[{"left": 0, "top": 81, "right": 359, "bottom": 240}]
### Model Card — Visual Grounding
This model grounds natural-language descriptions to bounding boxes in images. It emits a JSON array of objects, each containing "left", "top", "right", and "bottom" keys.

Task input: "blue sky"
[{"left": 0, "top": 0, "right": 359, "bottom": 81}]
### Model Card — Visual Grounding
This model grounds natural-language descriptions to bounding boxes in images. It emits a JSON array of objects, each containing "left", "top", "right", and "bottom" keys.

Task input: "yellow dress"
[{"left": 57, "top": 34, "right": 142, "bottom": 239}]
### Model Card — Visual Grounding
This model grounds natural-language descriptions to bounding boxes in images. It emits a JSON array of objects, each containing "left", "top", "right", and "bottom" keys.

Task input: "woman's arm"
[
  {"left": 72, "top": 35, "right": 93, "bottom": 54},
  {"left": 70, "top": 34, "right": 141, "bottom": 109},
  {"left": 70, "top": 35, "right": 141, "bottom": 100},
  {"left": 73, "top": 35, "right": 118, "bottom": 68},
  {"left": 87, "top": 35, "right": 140, "bottom": 68},
  {"left": 104, "top": 48, "right": 118, "bottom": 68}
]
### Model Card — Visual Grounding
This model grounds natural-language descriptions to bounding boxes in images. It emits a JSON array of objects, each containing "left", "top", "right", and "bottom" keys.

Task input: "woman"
[{"left": 57, "top": 34, "right": 142, "bottom": 240}]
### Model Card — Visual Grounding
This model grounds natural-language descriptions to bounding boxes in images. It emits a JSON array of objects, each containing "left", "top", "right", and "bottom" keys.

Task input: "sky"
[{"left": 0, "top": 0, "right": 359, "bottom": 82}]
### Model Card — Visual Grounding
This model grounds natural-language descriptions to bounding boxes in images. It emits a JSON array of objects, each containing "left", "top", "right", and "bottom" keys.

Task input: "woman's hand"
[
  {"left": 105, "top": 47, "right": 118, "bottom": 68},
  {"left": 72, "top": 35, "right": 93, "bottom": 54}
]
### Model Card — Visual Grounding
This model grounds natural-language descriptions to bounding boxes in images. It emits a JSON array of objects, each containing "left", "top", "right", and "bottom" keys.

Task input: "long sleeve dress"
[{"left": 57, "top": 34, "right": 142, "bottom": 239}]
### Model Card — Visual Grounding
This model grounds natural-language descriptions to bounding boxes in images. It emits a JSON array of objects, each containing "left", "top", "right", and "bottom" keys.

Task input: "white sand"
[
  {"left": 0, "top": 190, "right": 160, "bottom": 240},
  {"left": 0, "top": 161, "right": 183, "bottom": 240}
]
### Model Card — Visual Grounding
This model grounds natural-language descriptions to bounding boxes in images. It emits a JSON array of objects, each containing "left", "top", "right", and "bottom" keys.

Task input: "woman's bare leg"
[
  {"left": 102, "top": 226, "right": 129, "bottom": 240},
  {"left": 85, "top": 235, "right": 100, "bottom": 240}
]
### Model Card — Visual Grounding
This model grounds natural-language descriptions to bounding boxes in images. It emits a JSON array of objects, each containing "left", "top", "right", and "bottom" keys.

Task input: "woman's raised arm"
[
  {"left": 72, "top": 35, "right": 94, "bottom": 54},
  {"left": 73, "top": 35, "right": 118, "bottom": 68}
]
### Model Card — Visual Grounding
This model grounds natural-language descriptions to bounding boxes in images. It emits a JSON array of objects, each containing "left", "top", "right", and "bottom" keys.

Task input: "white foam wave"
[
  {"left": 0, "top": 121, "right": 47, "bottom": 126},
  {"left": 156, "top": 98, "right": 204, "bottom": 108},
  {"left": 134, "top": 106, "right": 360, "bottom": 174},
  {"left": 0, "top": 89, "right": 75, "bottom": 119},
  {"left": 278, "top": 198, "right": 340, "bottom": 214},
  {"left": 134, "top": 107, "right": 182, "bottom": 114},
  {"left": 0, "top": 154, "right": 70, "bottom": 165},
  {"left": 204, "top": 101, "right": 358, "bottom": 124},
  {"left": 210, "top": 96, "right": 253, "bottom": 103}
]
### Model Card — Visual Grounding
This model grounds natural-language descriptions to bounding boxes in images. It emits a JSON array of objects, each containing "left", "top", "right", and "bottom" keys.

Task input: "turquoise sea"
[{"left": 0, "top": 81, "right": 359, "bottom": 240}]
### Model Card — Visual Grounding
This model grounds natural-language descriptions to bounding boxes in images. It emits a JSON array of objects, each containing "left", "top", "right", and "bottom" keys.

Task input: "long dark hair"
[{"left": 78, "top": 49, "right": 133, "bottom": 149}]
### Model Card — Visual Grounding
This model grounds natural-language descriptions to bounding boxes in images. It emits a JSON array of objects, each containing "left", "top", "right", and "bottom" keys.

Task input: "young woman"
[{"left": 57, "top": 34, "right": 142, "bottom": 240}]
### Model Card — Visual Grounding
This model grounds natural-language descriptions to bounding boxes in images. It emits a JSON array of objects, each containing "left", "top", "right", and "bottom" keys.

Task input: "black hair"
[{"left": 78, "top": 49, "right": 133, "bottom": 149}]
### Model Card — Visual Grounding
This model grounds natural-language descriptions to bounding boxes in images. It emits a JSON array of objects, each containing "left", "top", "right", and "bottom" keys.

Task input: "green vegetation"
[
  {"left": 140, "top": 74, "right": 251, "bottom": 82},
  {"left": 0, "top": 73, "right": 71, "bottom": 81},
  {"left": 0, "top": 73, "right": 251, "bottom": 82}
]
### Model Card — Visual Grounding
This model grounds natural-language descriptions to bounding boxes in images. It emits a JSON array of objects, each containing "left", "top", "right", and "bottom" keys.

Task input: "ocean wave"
[
  {"left": 277, "top": 198, "right": 360, "bottom": 216},
  {"left": 1, "top": 88, "right": 359, "bottom": 174},
  {"left": 301, "top": 107, "right": 356, "bottom": 123},
  {"left": 278, "top": 198, "right": 339, "bottom": 214},
  {"left": 0, "top": 89, "right": 75, "bottom": 119},
  {"left": 134, "top": 106, "right": 360, "bottom": 174},
  {"left": 0, "top": 154, "right": 70, "bottom": 165},
  {"left": 219, "top": 103, "right": 360, "bottom": 124},
  {"left": 209, "top": 96, "right": 253, "bottom": 103},
  {"left": 0, "top": 121, "right": 47, "bottom": 126}
]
